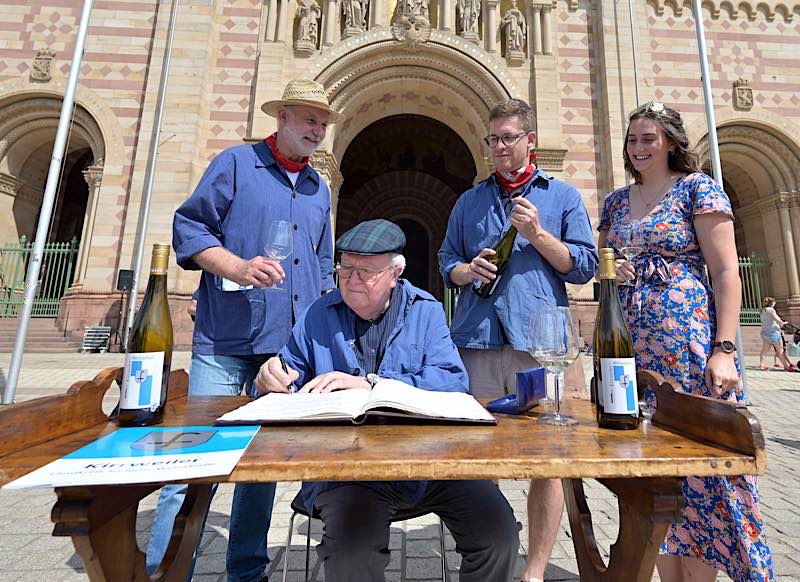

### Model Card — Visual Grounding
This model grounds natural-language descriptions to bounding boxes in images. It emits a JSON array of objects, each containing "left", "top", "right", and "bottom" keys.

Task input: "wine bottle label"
[
  {"left": 121, "top": 352, "right": 165, "bottom": 411},
  {"left": 599, "top": 357, "right": 637, "bottom": 414}
]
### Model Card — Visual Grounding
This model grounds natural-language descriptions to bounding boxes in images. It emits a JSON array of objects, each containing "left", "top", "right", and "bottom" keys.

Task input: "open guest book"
[{"left": 216, "top": 378, "right": 497, "bottom": 425}]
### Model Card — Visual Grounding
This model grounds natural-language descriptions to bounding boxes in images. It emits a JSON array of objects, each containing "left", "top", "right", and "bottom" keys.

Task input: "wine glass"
[
  {"left": 529, "top": 306, "right": 580, "bottom": 426},
  {"left": 263, "top": 220, "right": 292, "bottom": 291},
  {"left": 618, "top": 220, "right": 644, "bottom": 286}
]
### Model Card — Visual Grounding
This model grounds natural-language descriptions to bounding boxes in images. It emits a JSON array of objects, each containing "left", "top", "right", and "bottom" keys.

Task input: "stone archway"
[
  {"left": 696, "top": 121, "right": 800, "bottom": 312},
  {"left": 0, "top": 95, "right": 105, "bottom": 249}
]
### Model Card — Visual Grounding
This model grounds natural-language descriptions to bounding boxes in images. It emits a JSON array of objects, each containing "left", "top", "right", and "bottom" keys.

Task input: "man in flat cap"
[
  {"left": 148, "top": 79, "right": 343, "bottom": 581},
  {"left": 255, "top": 219, "right": 519, "bottom": 581}
]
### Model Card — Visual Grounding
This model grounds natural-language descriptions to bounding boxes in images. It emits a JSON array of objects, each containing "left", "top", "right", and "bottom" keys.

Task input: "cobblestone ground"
[{"left": 1, "top": 352, "right": 798, "bottom": 581}]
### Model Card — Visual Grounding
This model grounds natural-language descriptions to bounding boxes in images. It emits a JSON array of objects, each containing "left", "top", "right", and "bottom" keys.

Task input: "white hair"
[{"left": 391, "top": 253, "right": 406, "bottom": 274}]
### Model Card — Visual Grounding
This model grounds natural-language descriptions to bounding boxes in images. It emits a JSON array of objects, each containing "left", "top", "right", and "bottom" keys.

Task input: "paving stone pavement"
[{"left": 1, "top": 351, "right": 798, "bottom": 581}]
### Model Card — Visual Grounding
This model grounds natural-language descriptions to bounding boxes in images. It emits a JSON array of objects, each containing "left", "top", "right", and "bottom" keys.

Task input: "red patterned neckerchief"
[{"left": 265, "top": 133, "right": 308, "bottom": 173}]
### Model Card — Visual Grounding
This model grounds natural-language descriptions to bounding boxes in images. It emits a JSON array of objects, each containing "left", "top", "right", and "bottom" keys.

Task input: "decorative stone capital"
[
  {"left": 82, "top": 164, "right": 104, "bottom": 189},
  {"left": 0, "top": 172, "right": 23, "bottom": 197},
  {"left": 311, "top": 150, "right": 344, "bottom": 191},
  {"left": 534, "top": 148, "right": 566, "bottom": 172}
]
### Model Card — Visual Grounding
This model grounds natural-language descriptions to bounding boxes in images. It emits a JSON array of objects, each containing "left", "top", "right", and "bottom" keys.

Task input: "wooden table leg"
[
  {"left": 563, "top": 477, "right": 684, "bottom": 582},
  {"left": 51, "top": 483, "right": 213, "bottom": 582}
]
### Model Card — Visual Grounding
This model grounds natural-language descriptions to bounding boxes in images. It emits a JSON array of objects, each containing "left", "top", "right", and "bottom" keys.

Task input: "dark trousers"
[{"left": 313, "top": 480, "right": 519, "bottom": 582}]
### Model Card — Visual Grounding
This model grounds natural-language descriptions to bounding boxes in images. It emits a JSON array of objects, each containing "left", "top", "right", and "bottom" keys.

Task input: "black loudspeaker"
[{"left": 116, "top": 269, "right": 134, "bottom": 291}]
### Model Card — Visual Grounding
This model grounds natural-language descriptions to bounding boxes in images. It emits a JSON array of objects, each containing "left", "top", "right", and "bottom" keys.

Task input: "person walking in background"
[
  {"left": 438, "top": 98, "right": 597, "bottom": 582},
  {"left": 759, "top": 296, "right": 797, "bottom": 371},
  {"left": 598, "top": 100, "right": 773, "bottom": 581},
  {"left": 147, "top": 78, "right": 343, "bottom": 581}
]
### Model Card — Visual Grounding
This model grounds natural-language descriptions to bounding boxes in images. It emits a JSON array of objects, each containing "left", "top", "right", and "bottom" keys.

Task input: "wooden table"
[{"left": 0, "top": 368, "right": 766, "bottom": 582}]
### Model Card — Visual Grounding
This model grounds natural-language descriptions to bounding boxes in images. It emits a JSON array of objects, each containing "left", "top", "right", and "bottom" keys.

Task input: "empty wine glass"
[
  {"left": 264, "top": 220, "right": 292, "bottom": 291},
  {"left": 618, "top": 220, "right": 644, "bottom": 286},
  {"left": 529, "top": 306, "right": 580, "bottom": 427}
]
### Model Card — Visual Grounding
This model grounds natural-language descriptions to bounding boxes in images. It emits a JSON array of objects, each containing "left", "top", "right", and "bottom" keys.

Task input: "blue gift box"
[{"left": 486, "top": 367, "right": 547, "bottom": 414}]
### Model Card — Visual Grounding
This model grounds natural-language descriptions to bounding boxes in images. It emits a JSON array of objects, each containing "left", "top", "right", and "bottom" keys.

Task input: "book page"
[
  {"left": 364, "top": 379, "right": 495, "bottom": 422},
  {"left": 217, "top": 389, "right": 370, "bottom": 423}
]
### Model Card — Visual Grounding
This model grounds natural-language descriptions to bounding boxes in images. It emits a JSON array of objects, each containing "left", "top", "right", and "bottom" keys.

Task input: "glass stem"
[{"left": 553, "top": 370, "right": 562, "bottom": 418}]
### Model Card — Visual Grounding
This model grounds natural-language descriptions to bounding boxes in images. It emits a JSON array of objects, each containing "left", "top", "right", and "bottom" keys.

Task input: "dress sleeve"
[
  {"left": 690, "top": 173, "right": 734, "bottom": 219},
  {"left": 598, "top": 190, "right": 616, "bottom": 231}
]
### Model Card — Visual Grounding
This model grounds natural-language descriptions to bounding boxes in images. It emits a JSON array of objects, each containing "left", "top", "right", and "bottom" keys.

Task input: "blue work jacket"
[
  {"left": 438, "top": 170, "right": 598, "bottom": 351},
  {"left": 278, "top": 280, "right": 468, "bottom": 511},
  {"left": 173, "top": 141, "right": 334, "bottom": 356}
]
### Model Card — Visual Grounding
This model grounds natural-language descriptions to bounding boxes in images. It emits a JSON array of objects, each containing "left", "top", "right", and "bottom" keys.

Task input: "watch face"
[{"left": 720, "top": 340, "right": 735, "bottom": 353}]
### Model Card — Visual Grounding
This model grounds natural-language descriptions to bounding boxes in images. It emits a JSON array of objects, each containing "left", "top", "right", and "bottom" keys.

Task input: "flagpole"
[
  {"left": 690, "top": 0, "right": 750, "bottom": 402},
  {"left": 2, "top": 0, "right": 95, "bottom": 405},
  {"left": 123, "top": 0, "right": 180, "bottom": 348}
]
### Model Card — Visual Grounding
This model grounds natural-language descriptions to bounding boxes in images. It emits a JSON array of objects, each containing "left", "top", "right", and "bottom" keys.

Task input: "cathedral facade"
[{"left": 1, "top": 0, "right": 799, "bottom": 345}]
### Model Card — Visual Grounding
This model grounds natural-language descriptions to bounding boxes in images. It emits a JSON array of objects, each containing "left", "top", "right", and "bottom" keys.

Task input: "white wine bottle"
[
  {"left": 594, "top": 247, "right": 639, "bottom": 430},
  {"left": 472, "top": 225, "right": 517, "bottom": 298},
  {"left": 119, "top": 244, "right": 174, "bottom": 426}
]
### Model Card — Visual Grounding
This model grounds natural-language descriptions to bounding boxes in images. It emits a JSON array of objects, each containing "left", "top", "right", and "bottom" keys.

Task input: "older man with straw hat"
[{"left": 146, "top": 79, "right": 343, "bottom": 582}]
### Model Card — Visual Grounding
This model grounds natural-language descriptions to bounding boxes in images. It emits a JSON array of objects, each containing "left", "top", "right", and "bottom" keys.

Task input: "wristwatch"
[
  {"left": 712, "top": 340, "right": 736, "bottom": 354},
  {"left": 366, "top": 373, "right": 381, "bottom": 388}
]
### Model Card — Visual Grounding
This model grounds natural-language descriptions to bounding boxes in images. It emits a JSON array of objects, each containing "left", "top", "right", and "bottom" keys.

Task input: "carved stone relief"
[
  {"left": 30, "top": 49, "right": 56, "bottom": 82},
  {"left": 295, "top": 0, "right": 321, "bottom": 55},
  {"left": 733, "top": 78, "right": 753, "bottom": 111}
]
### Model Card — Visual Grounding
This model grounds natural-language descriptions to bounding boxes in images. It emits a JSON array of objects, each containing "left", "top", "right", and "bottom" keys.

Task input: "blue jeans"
[{"left": 146, "top": 354, "right": 276, "bottom": 582}]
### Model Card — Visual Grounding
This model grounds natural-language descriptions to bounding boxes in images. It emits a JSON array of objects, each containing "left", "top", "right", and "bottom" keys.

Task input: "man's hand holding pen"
[{"left": 255, "top": 354, "right": 300, "bottom": 395}]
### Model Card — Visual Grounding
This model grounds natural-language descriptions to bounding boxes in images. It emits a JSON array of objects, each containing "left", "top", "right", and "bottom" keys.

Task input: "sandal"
[
  {"left": 758, "top": 364, "right": 769, "bottom": 371},
  {"left": 787, "top": 365, "right": 799, "bottom": 372}
]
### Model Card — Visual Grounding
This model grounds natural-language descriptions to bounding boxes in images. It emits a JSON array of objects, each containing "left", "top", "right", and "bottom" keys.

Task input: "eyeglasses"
[
  {"left": 483, "top": 132, "right": 528, "bottom": 148},
  {"left": 335, "top": 263, "right": 394, "bottom": 283},
  {"left": 629, "top": 101, "right": 669, "bottom": 119}
]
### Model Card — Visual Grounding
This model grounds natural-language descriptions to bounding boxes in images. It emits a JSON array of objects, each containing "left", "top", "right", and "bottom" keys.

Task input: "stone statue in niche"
[
  {"left": 295, "top": 0, "right": 321, "bottom": 54},
  {"left": 457, "top": 0, "right": 480, "bottom": 40},
  {"left": 342, "top": 0, "right": 369, "bottom": 36},
  {"left": 31, "top": 48, "right": 56, "bottom": 82},
  {"left": 502, "top": 0, "right": 526, "bottom": 59}
]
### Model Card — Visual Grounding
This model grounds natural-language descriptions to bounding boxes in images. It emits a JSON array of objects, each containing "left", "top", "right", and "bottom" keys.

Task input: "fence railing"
[
  {"left": 0, "top": 236, "right": 78, "bottom": 318},
  {"left": 738, "top": 253, "right": 771, "bottom": 325}
]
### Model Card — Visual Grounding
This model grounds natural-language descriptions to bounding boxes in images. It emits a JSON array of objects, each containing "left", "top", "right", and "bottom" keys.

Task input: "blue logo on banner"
[{"left": 130, "top": 360, "right": 152, "bottom": 406}]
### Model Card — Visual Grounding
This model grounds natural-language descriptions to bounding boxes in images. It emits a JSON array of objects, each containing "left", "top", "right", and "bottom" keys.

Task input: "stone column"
[
  {"left": 71, "top": 164, "right": 104, "bottom": 288},
  {"left": 276, "top": 0, "right": 289, "bottom": 42},
  {"left": 529, "top": 3, "right": 542, "bottom": 55},
  {"left": 778, "top": 196, "right": 800, "bottom": 299},
  {"left": 485, "top": 0, "right": 498, "bottom": 52},
  {"left": 540, "top": 3, "right": 552, "bottom": 54},
  {"left": 370, "top": 0, "right": 384, "bottom": 28},
  {"left": 789, "top": 196, "right": 800, "bottom": 298},
  {"left": 440, "top": 0, "right": 452, "bottom": 31},
  {"left": 311, "top": 150, "right": 343, "bottom": 221},
  {"left": 266, "top": 0, "right": 279, "bottom": 41},
  {"left": 323, "top": 0, "right": 337, "bottom": 46}
]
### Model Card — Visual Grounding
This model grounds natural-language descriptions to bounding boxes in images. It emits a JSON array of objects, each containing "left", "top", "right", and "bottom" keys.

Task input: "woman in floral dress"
[{"left": 598, "top": 102, "right": 773, "bottom": 582}]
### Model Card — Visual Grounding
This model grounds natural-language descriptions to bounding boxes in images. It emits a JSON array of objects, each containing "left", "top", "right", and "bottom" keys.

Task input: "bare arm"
[{"left": 695, "top": 213, "right": 741, "bottom": 396}]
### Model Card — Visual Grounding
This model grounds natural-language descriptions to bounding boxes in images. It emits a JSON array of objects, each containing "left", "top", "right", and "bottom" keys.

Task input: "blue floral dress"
[{"left": 599, "top": 172, "right": 773, "bottom": 581}]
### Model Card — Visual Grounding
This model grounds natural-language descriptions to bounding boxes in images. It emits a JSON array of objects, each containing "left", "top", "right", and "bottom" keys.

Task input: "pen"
[{"left": 278, "top": 354, "right": 297, "bottom": 393}]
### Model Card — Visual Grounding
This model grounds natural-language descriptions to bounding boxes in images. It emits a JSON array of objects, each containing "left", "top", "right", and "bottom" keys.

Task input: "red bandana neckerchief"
[
  {"left": 265, "top": 133, "right": 308, "bottom": 173},
  {"left": 495, "top": 164, "right": 535, "bottom": 193}
]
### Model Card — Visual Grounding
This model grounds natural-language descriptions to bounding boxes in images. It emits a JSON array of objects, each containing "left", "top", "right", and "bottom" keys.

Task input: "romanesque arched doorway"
[{"left": 336, "top": 114, "right": 476, "bottom": 297}]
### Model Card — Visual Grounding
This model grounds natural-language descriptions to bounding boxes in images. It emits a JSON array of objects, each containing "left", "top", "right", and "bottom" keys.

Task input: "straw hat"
[{"left": 261, "top": 79, "right": 344, "bottom": 123}]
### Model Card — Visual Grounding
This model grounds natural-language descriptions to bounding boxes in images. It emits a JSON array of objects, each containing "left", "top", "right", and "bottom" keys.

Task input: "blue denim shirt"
[
  {"left": 438, "top": 170, "right": 598, "bottom": 351},
  {"left": 173, "top": 141, "right": 334, "bottom": 356},
  {"left": 280, "top": 280, "right": 468, "bottom": 512}
]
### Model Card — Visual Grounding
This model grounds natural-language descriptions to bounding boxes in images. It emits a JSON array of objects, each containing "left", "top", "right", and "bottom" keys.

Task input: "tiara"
[{"left": 630, "top": 101, "right": 668, "bottom": 118}]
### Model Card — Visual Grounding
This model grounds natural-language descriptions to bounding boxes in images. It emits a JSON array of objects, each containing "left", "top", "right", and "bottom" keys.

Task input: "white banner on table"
[{"left": 3, "top": 425, "right": 259, "bottom": 490}]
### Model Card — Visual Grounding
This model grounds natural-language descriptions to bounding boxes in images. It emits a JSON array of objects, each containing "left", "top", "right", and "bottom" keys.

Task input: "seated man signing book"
[{"left": 254, "top": 219, "right": 519, "bottom": 582}]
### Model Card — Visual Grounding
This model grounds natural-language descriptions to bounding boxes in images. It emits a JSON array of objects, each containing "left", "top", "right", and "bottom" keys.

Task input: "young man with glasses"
[
  {"left": 438, "top": 98, "right": 598, "bottom": 582},
  {"left": 255, "top": 219, "right": 520, "bottom": 581}
]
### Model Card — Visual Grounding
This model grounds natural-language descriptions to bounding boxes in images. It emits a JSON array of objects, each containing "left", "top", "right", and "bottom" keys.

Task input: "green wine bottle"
[
  {"left": 119, "top": 244, "right": 174, "bottom": 427},
  {"left": 472, "top": 225, "right": 518, "bottom": 298},
  {"left": 594, "top": 247, "right": 639, "bottom": 430}
]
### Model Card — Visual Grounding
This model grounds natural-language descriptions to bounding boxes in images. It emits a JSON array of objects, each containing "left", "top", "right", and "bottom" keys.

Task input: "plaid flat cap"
[{"left": 336, "top": 219, "right": 406, "bottom": 256}]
